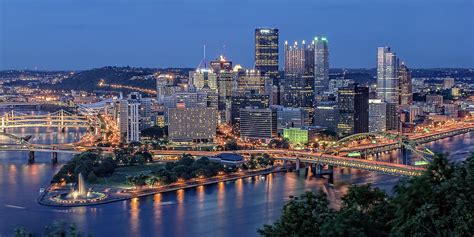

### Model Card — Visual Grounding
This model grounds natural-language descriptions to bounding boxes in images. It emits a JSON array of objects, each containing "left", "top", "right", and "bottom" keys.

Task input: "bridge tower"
[
  {"left": 51, "top": 152, "right": 58, "bottom": 164},
  {"left": 295, "top": 158, "right": 300, "bottom": 172},
  {"left": 28, "top": 151, "right": 35, "bottom": 163},
  {"left": 314, "top": 164, "right": 334, "bottom": 183},
  {"left": 59, "top": 110, "right": 65, "bottom": 132}
]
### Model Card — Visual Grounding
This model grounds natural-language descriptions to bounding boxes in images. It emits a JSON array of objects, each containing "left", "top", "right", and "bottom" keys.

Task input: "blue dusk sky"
[{"left": 0, "top": 0, "right": 473, "bottom": 70}]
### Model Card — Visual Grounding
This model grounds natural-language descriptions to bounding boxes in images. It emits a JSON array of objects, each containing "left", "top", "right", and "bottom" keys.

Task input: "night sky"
[{"left": 1, "top": 0, "right": 473, "bottom": 70}]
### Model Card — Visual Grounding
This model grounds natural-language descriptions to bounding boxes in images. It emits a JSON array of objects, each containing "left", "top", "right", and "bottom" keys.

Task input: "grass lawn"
[{"left": 92, "top": 163, "right": 165, "bottom": 188}]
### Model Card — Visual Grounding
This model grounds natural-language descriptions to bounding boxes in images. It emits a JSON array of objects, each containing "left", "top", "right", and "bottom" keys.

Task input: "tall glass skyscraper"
[
  {"left": 377, "top": 47, "right": 399, "bottom": 104},
  {"left": 337, "top": 84, "right": 369, "bottom": 137},
  {"left": 314, "top": 36, "right": 329, "bottom": 95},
  {"left": 255, "top": 28, "right": 279, "bottom": 79},
  {"left": 398, "top": 62, "right": 413, "bottom": 106}
]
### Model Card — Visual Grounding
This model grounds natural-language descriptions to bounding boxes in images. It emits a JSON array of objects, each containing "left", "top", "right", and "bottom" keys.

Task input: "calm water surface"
[{"left": 0, "top": 127, "right": 472, "bottom": 237}]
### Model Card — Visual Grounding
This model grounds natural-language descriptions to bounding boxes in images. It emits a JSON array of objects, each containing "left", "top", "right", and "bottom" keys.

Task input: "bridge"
[
  {"left": 0, "top": 110, "right": 96, "bottom": 130},
  {"left": 145, "top": 149, "right": 424, "bottom": 177},
  {"left": 0, "top": 120, "right": 472, "bottom": 177},
  {"left": 338, "top": 124, "right": 474, "bottom": 161}
]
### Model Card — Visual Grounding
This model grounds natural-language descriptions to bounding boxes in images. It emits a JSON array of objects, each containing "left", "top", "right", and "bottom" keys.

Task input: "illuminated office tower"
[
  {"left": 168, "top": 107, "right": 217, "bottom": 142},
  {"left": 117, "top": 93, "right": 141, "bottom": 142},
  {"left": 337, "top": 84, "right": 369, "bottom": 137},
  {"left": 255, "top": 28, "right": 279, "bottom": 79},
  {"left": 443, "top": 77, "right": 455, "bottom": 89},
  {"left": 210, "top": 56, "right": 233, "bottom": 122},
  {"left": 369, "top": 99, "right": 387, "bottom": 133},
  {"left": 377, "top": 47, "right": 399, "bottom": 104},
  {"left": 189, "top": 68, "right": 217, "bottom": 91},
  {"left": 284, "top": 41, "right": 305, "bottom": 74},
  {"left": 230, "top": 95, "right": 269, "bottom": 133},
  {"left": 314, "top": 36, "right": 329, "bottom": 95},
  {"left": 281, "top": 40, "right": 314, "bottom": 109},
  {"left": 240, "top": 108, "right": 277, "bottom": 141},
  {"left": 314, "top": 101, "right": 338, "bottom": 132},
  {"left": 398, "top": 63, "right": 413, "bottom": 106},
  {"left": 236, "top": 69, "right": 266, "bottom": 95}
]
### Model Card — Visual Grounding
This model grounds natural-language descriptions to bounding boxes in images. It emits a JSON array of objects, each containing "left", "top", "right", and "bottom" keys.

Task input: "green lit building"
[{"left": 283, "top": 128, "right": 309, "bottom": 145}]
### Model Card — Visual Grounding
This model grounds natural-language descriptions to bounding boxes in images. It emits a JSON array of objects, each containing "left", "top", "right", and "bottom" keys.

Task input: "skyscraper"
[
  {"left": 369, "top": 99, "right": 387, "bottom": 133},
  {"left": 117, "top": 92, "right": 141, "bottom": 142},
  {"left": 377, "top": 47, "right": 399, "bottom": 104},
  {"left": 189, "top": 68, "right": 217, "bottom": 91},
  {"left": 236, "top": 69, "right": 266, "bottom": 95},
  {"left": 284, "top": 41, "right": 305, "bottom": 74},
  {"left": 337, "top": 84, "right": 369, "bottom": 137},
  {"left": 314, "top": 101, "right": 338, "bottom": 132},
  {"left": 240, "top": 108, "right": 278, "bottom": 141},
  {"left": 399, "top": 62, "right": 413, "bottom": 106},
  {"left": 255, "top": 28, "right": 279, "bottom": 79},
  {"left": 281, "top": 40, "right": 314, "bottom": 109},
  {"left": 314, "top": 36, "right": 329, "bottom": 96},
  {"left": 211, "top": 56, "right": 233, "bottom": 123}
]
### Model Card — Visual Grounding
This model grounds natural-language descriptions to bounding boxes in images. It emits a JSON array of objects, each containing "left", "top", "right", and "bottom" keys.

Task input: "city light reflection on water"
[{"left": 0, "top": 127, "right": 473, "bottom": 236}]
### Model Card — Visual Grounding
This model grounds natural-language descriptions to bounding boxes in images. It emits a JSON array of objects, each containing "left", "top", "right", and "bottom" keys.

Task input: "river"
[{"left": 0, "top": 127, "right": 472, "bottom": 236}]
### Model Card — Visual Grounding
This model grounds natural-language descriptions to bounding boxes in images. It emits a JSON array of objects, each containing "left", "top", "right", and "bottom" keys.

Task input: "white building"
[
  {"left": 377, "top": 47, "right": 399, "bottom": 104},
  {"left": 369, "top": 99, "right": 387, "bottom": 133},
  {"left": 117, "top": 93, "right": 141, "bottom": 143}
]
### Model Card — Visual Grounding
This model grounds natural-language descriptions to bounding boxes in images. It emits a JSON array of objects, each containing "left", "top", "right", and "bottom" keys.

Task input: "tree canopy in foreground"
[{"left": 258, "top": 153, "right": 474, "bottom": 237}]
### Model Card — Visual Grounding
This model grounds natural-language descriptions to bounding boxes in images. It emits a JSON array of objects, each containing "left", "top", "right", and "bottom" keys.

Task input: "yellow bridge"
[{"left": 0, "top": 110, "right": 96, "bottom": 130}]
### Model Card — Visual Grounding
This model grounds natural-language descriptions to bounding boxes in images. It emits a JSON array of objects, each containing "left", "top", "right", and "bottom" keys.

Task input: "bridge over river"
[{"left": 1, "top": 121, "right": 473, "bottom": 177}]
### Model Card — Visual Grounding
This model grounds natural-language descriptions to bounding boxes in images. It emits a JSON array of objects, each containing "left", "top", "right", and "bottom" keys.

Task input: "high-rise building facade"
[
  {"left": 280, "top": 73, "right": 314, "bottom": 108},
  {"left": 399, "top": 63, "right": 413, "bottom": 106},
  {"left": 337, "top": 84, "right": 369, "bottom": 137},
  {"left": 240, "top": 108, "right": 277, "bottom": 140},
  {"left": 377, "top": 47, "right": 399, "bottom": 104},
  {"left": 117, "top": 93, "right": 141, "bottom": 143},
  {"left": 386, "top": 103, "right": 399, "bottom": 131},
  {"left": 272, "top": 106, "right": 310, "bottom": 133},
  {"left": 168, "top": 107, "right": 217, "bottom": 142},
  {"left": 211, "top": 56, "right": 234, "bottom": 123},
  {"left": 314, "top": 36, "right": 329, "bottom": 95},
  {"left": 369, "top": 99, "right": 387, "bottom": 133},
  {"left": 314, "top": 101, "right": 338, "bottom": 132},
  {"left": 190, "top": 68, "right": 217, "bottom": 91},
  {"left": 443, "top": 77, "right": 455, "bottom": 89},
  {"left": 230, "top": 95, "right": 270, "bottom": 132},
  {"left": 235, "top": 69, "right": 266, "bottom": 95},
  {"left": 284, "top": 41, "right": 305, "bottom": 74},
  {"left": 281, "top": 40, "right": 314, "bottom": 109},
  {"left": 255, "top": 28, "right": 279, "bottom": 79}
]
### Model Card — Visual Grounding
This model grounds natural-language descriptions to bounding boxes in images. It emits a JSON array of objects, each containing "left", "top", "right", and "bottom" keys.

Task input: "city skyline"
[{"left": 1, "top": 0, "right": 473, "bottom": 70}]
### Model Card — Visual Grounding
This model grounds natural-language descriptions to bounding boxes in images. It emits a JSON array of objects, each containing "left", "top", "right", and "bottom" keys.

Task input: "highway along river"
[{"left": 0, "top": 127, "right": 472, "bottom": 236}]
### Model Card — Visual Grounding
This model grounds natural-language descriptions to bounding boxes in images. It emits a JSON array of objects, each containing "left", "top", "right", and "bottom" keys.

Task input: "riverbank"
[{"left": 38, "top": 166, "right": 283, "bottom": 207}]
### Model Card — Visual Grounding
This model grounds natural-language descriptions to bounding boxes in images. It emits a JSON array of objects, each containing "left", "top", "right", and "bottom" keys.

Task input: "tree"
[
  {"left": 44, "top": 220, "right": 83, "bottom": 237},
  {"left": 258, "top": 191, "right": 335, "bottom": 237},
  {"left": 146, "top": 176, "right": 160, "bottom": 187},
  {"left": 225, "top": 139, "right": 239, "bottom": 150},
  {"left": 14, "top": 228, "right": 32, "bottom": 237},
  {"left": 259, "top": 153, "right": 474, "bottom": 237},
  {"left": 320, "top": 184, "right": 393, "bottom": 237},
  {"left": 389, "top": 153, "right": 474, "bottom": 236}
]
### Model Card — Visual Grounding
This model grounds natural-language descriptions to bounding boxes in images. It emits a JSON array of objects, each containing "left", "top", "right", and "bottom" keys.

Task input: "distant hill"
[
  {"left": 49, "top": 66, "right": 157, "bottom": 91},
  {"left": 46, "top": 66, "right": 193, "bottom": 92}
]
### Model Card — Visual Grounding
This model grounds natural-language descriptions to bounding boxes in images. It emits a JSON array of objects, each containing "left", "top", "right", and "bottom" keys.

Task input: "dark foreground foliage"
[{"left": 259, "top": 153, "right": 474, "bottom": 237}]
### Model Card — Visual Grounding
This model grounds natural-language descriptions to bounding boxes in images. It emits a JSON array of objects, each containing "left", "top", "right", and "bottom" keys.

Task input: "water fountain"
[{"left": 50, "top": 173, "right": 107, "bottom": 205}]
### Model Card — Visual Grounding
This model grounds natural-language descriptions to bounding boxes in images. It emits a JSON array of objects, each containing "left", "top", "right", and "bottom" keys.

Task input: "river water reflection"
[{"left": 0, "top": 127, "right": 472, "bottom": 236}]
